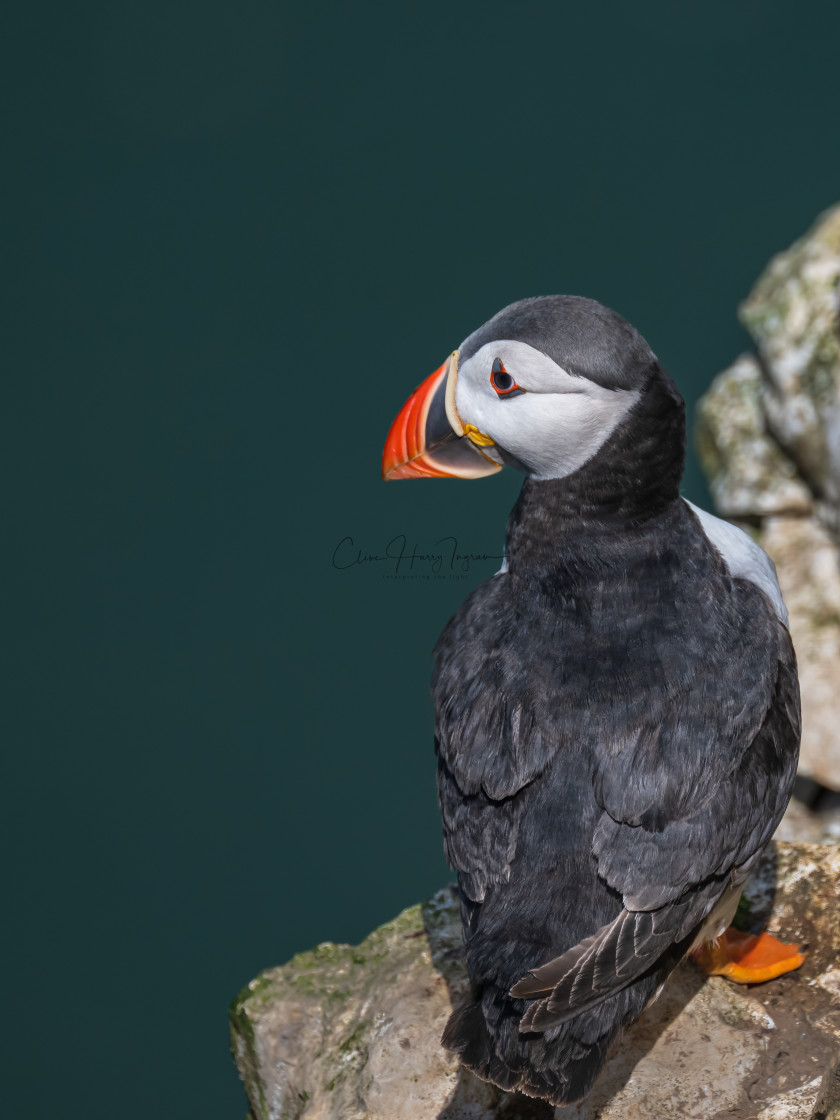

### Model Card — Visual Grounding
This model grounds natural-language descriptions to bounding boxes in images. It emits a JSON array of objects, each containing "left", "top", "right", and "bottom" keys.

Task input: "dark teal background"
[{"left": 6, "top": 2, "right": 840, "bottom": 1116}]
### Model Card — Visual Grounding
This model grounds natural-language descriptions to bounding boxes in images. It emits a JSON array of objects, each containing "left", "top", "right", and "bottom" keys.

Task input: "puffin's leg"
[{"left": 693, "top": 928, "right": 806, "bottom": 983}]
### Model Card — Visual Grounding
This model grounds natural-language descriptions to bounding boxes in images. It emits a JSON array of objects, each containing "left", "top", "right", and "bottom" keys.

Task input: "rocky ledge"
[{"left": 231, "top": 842, "right": 840, "bottom": 1120}]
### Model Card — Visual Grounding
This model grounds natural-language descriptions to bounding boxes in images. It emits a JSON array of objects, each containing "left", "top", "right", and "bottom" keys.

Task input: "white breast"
[{"left": 683, "top": 499, "right": 788, "bottom": 626}]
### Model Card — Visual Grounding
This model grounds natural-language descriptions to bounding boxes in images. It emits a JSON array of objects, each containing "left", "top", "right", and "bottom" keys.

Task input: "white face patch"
[{"left": 454, "top": 340, "right": 640, "bottom": 480}]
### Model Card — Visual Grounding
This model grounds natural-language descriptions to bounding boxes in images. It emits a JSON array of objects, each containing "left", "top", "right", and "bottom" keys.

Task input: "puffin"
[{"left": 380, "top": 296, "right": 804, "bottom": 1106}]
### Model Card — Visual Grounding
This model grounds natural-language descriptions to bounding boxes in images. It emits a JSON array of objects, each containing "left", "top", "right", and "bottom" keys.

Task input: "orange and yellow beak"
[{"left": 381, "top": 351, "right": 502, "bottom": 480}]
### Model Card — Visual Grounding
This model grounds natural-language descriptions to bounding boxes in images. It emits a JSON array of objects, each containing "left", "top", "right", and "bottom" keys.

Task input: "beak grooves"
[
  {"left": 381, "top": 361, "right": 450, "bottom": 480},
  {"left": 381, "top": 351, "right": 502, "bottom": 481}
]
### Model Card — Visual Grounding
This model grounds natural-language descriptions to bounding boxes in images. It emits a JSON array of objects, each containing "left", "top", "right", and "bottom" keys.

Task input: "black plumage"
[{"left": 427, "top": 298, "right": 800, "bottom": 1104}]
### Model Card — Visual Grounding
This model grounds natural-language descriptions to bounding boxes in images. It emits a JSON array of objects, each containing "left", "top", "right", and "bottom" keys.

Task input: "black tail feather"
[
  {"left": 441, "top": 983, "right": 634, "bottom": 1106},
  {"left": 441, "top": 998, "right": 492, "bottom": 1068}
]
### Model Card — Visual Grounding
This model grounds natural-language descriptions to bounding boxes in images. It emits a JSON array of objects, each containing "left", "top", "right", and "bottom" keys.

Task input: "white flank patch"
[{"left": 683, "top": 500, "right": 789, "bottom": 625}]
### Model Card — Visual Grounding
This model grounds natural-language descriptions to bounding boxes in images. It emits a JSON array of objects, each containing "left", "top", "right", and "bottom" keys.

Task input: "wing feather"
[{"left": 511, "top": 621, "right": 799, "bottom": 1030}]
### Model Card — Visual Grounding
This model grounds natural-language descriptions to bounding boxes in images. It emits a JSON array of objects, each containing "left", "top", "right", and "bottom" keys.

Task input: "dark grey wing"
[
  {"left": 593, "top": 627, "right": 800, "bottom": 908},
  {"left": 433, "top": 573, "right": 559, "bottom": 928},
  {"left": 436, "top": 750, "right": 528, "bottom": 933},
  {"left": 512, "top": 610, "right": 800, "bottom": 1029}
]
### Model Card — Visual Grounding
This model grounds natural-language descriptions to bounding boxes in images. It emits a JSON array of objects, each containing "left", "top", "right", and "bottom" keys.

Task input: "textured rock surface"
[
  {"left": 775, "top": 790, "right": 840, "bottom": 845},
  {"left": 739, "top": 205, "right": 840, "bottom": 512},
  {"left": 696, "top": 203, "right": 840, "bottom": 790},
  {"left": 231, "top": 842, "right": 840, "bottom": 1120},
  {"left": 762, "top": 515, "right": 840, "bottom": 792},
  {"left": 696, "top": 354, "right": 813, "bottom": 519}
]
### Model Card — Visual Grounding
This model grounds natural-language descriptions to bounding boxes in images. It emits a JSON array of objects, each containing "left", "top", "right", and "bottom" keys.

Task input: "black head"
[{"left": 459, "top": 295, "right": 661, "bottom": 392}]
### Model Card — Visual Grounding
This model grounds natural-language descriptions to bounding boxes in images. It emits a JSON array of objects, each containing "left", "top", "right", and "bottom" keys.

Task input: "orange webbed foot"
[{"left": 693, "top": 927, "right": 806, "bottom": 984}]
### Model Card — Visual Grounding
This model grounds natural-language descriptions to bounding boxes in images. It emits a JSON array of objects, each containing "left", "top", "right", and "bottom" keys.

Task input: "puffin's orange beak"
[{"left": 381, "top": 352, "right": 502, "bottom": 480}]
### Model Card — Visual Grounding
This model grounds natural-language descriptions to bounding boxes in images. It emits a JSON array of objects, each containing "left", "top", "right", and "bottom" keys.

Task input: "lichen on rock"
[
  {"left": 695, "top": 353, "right": 812, "bottom": 518},
  {"left": 738, "top": 204, "right": 840, "bottom": 508}
]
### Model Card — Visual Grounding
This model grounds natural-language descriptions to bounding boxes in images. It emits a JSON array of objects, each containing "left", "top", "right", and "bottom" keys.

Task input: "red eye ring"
[{"left": 491, "top": 357, "right": 524, "bottom": 398}]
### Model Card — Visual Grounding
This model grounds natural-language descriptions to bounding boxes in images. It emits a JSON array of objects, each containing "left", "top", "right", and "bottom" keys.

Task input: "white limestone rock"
[
  {"left": 695, "top": 353, "right": 812, "bottom": 518},
  {"left": 739, "top": 204, "right": 840, "bottom": 513},
  {"left": 760, "top": 515, "right": 840, "bottom": 790}
]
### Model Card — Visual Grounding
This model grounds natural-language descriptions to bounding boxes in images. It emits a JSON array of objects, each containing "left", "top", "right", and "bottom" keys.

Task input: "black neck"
[{"left": 505, "top": 370, "right": 686, "bottom": 580}]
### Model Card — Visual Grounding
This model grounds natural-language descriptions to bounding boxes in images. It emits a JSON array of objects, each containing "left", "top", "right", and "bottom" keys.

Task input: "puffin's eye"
[{"left": 491, "top": 358, "right": 524, "bottom": 398}]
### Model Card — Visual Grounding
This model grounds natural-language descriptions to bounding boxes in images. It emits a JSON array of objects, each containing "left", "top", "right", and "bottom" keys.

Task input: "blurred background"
[{"left": 5, "top": 2, "right": 840, "bottom": 1116}]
